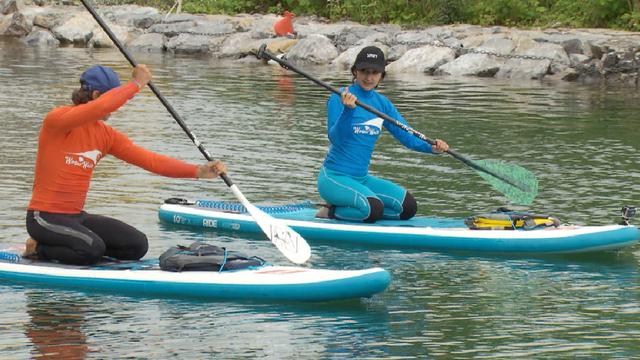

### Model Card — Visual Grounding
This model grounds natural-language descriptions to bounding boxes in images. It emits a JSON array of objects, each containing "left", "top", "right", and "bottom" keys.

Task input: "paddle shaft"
[
  {"left": 80, "top": 0, "right": 234, "bottom": 187},
  {"left": 258, "top": 46, "right": 524, "bottom": 190}
]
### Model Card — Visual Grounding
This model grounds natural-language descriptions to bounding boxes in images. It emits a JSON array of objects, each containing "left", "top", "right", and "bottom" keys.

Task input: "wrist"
[{"left": 133, "top": 80, "right": 143, "bottom": 89}]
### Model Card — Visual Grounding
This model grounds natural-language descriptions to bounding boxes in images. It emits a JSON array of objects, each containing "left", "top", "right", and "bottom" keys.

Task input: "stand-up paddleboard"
[
  {"left": 0, "top": 248, "right": 390, "bottom": 302},
  {"left": 159, "top": 199, "right": 640, "bottom": 254}
]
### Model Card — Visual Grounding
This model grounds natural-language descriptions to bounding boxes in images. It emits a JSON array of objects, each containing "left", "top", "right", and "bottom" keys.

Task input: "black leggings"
[{"left": 26, "top": 210, "right": 148, "bottom": 265}]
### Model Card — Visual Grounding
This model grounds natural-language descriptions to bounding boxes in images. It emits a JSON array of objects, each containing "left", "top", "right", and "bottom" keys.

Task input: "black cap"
[{"left": 353, "top": 46, "right": 385, "bottom": 72}]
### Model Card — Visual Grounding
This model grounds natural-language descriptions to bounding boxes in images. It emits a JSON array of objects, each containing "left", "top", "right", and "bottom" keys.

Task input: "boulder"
[
  {"left": 386, "top": 46, "right": 456, "bottom": 75},
  {"left": 89, "top": 22, "right": 129, "bottom": 48},
  {"left": 5, "top": 12, "right": 31, "bottom": 36},
  {"left": 22, "top": 28, "right": 59, "bottom": 46},
  {"left": 128, "top": 32, "right": 165, "bottom": 52},
  {"left": 436, "top": 53, "right": 502, "bottom": 77},
  {"left": 51, "top": 12, "right": 95, "bottom": 44},
  {"left": 285, "top": 34, "right": 339, "bottom": 65},
  {"left": 1, "top": 0, "right": 17, "bottom": 15}
]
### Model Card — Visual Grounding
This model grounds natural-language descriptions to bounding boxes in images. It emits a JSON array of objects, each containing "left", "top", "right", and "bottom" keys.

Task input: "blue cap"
[{"left": 80, "top": 65, "right": 121, "bottom": 93}]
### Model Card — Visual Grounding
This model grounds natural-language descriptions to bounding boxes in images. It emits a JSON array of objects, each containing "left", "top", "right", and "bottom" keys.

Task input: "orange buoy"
[{"left": 273, "top": 11, "right": 295, "bottom": 37}]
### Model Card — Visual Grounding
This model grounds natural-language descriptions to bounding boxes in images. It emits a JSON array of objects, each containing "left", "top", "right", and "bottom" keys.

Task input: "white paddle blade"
[
  {"left": 245, "top": 203, "right": 311, "bottom": 264},
  {"left": 228, "top": 185, "right": 311, "bottom": 264}
]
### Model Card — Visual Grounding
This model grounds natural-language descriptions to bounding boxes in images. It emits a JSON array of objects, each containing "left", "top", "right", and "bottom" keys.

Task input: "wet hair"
[{"left": 71, "top": 87, "right": 93, "bottom": 105}]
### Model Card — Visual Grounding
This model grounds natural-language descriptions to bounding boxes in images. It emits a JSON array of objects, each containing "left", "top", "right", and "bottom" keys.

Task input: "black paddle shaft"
[
  {"left": 256, "top": 44, "right": 525, "bottom": 190},
  {"left": 80, "top": 0, "right": 233, "bottom": 187}
]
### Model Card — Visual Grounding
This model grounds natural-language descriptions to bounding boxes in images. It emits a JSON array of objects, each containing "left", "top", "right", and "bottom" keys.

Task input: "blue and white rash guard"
[{"left": 322, "top": 83, "right": 435, "bottom": 177}]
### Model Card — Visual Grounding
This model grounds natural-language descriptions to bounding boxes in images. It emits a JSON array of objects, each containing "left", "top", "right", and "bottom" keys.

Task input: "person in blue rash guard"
[{"left": 316, "top": 46, "right": 450, "bottom": 223}]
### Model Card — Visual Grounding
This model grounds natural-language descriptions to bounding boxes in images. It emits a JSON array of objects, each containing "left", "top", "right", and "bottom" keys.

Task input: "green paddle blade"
[{"left": 473, "top": 160, "right": 538, "bottom": 205}]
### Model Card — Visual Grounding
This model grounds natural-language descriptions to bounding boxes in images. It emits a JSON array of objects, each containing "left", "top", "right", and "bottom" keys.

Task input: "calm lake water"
[{"left": 1, "top": 38, "right": 639, "bottom": 358}]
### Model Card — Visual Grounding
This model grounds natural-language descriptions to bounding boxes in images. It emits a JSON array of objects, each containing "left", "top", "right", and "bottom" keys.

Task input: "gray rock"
[
  {"left": 51, "top": 12, "right": 94, "bottom": 44},
  {"left": 1, "top": 0, "right": 17, "bottom": 15},
  {"left": 295, "top": 22, "right": 353, "bottom": 40},
  {"left": 32, "top": 13, "right": 55, "bottom": 29},
  {"left": 600, "top": 52, "right": 618, "bottom": 68},
  {"left": 166, "top": 33, "right": 225, "bottom": 54},
  {"left": 219, "top": 32, "right": 262, "bottom": 58},
  {"left": 22, "top": 28, "right": 59, "bottom": 46},
  {"left": 477, "top": 37, "right": 515, "bottom": 55},
  {"left": 286, "top": 34, "right": 339, "bottom": 65},
  {"left": 148, "top": 20, "right": 197, "bottom": 37},
  {"left": 189, "top": 19, "right": 235, "bottom": 36},
  {"left": 561, "top": 38, "right": 583, "bottom": 54},
  {"left": 101, "top": 5, "right": 159, "bottom": 29},
  {"left": 386, "top": 46, "right": 456, "bottom": 75},
  {"left": 0, "top": 14, "right": 8, "bottom": 33},
  {"left": 394, "top": 30, "right": 436, "bottom": 48},
  {"left": 5, "top": 12, "right": 31, "bottom": 36},
  {"left": 89, "top": 23, "right": 129, "bottom": 48},
  {"left": 233, "top": 13, "right": 276, "bottom": 33},
  {"left": 128, "top": 32, "right": 165, "bottom": 52},
  {"left": 496, "top": 58, "right": 551, "bottom": 79},
  {"left": 436, "top": 53, "right": 502, "bottom": 77},
  {"left": 387, "top": 44, "right": 407, "bottom": 62},
  {"left": 333, "top": 25, "right": 379, "bottom": 51},
  {"left": 569, "top": 53, "right": 591, "bottom": 66}
]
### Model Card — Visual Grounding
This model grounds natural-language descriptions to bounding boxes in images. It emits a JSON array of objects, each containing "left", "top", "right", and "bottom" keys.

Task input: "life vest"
[{"left": 465, "top": 209, "right": 561, "bottom": 230}]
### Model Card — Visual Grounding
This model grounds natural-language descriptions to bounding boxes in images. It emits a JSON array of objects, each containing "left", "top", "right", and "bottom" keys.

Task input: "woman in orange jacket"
[{"left": 25, "top": 64, "right": 226, "bottom": 265}]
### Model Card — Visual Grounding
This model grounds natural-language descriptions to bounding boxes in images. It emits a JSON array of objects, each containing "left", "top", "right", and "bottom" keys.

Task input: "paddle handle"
[{"left": 80, "top": 0, "right": 233, "bottom": 187}]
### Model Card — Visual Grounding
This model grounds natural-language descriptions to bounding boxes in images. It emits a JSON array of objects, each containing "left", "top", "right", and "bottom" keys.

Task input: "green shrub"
[
  {"left": 619, "top": 11, "right": 640, "bottom": 30},
  {"left": 543, "top": 0, "right": 631, "bottom": 28},
  {"left": 102, "top": 0, "right": 640, "bottom": 31},
  {"left": 466, "top": 0, "right": 545, "bottom": 26}
]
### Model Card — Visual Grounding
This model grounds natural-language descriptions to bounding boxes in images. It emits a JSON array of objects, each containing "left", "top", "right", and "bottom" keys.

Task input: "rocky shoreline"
[{"left": 2, "top": 1, "right": 639, "bottom": 86}]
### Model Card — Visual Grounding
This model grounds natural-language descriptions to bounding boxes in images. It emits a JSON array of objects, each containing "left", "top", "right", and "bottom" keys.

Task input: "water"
[{"left": 1, "top": 38, "right": 639, "bottom": 358}]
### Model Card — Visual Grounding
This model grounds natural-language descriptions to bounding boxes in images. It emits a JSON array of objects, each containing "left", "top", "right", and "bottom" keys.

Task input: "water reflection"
[
  {"left": 14, "top": 285, "right": 392, "bottom": 358},
  {"left": 24, "top": 291, "right": 89, "bottom": 359}
]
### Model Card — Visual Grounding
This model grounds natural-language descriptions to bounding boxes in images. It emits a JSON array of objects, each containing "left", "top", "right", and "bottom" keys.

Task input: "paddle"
[
  {"left": 256, "top": 44, "right": 538, "bottom": 205},
  {"left": 79, "top": 0, "right": 310, "bottom": 264}
]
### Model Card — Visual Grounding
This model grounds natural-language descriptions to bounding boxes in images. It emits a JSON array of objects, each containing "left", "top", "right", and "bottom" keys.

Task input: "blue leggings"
[{"left": 317, "top": 166, "right": 417, "bottom": 222}]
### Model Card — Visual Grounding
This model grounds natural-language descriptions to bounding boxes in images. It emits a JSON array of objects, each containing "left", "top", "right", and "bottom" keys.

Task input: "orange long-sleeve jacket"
[{"left": 28, "top": 82, "right": 198, "bottom": 214}]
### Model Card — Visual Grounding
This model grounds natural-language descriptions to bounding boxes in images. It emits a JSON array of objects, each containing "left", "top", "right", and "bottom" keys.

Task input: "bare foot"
[
  {"left": 23, "top": 237, "right": 39, "bottom": 259},
  {"left": 315, "top": 205, "right": 334, "bottom": 219},
  {"left": 315, "top": 207, "right": 329, "bottom": 218}
]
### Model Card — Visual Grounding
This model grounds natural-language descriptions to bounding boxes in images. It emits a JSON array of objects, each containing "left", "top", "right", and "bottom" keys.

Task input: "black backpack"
[{"left": 159, "top": 242, "right": 265, "bottom": 272}]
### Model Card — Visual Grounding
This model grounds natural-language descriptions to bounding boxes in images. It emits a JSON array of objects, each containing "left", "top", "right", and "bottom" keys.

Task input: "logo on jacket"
[
  {"left": 64, "top": 150, "right": 102, "bottom": 169},
  {"left": 353, "top": 118, "right": 383, "bottom": 136}
]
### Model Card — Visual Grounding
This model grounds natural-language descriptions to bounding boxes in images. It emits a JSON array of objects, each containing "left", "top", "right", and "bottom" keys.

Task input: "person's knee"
[
  {"left": 364, "top": 197, "right": 384, "bottom": 223},
  {"left": 77, "top": 241, "right": 106, "bottom": 265},
  {"left": 399, "top": 192, "right": 417, "bottom": 220},
  {"left": 129, "top": 230, "right": 149, "bottom": 260}
]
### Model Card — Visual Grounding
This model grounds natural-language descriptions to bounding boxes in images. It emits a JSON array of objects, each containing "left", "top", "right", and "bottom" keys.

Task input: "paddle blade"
[
  {"left": 227, "top": 185, "right": 311, "bottom": 264},
  {"left": 245, "top": 202, "right": 311, "bottom": 264},
  {"left": 473, "top": 159, "right": 538, "bottom": 205}
]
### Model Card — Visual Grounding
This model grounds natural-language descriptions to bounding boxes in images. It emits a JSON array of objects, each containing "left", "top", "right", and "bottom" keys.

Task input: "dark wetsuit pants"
[{"left": 26, "top": 210, "right": 148, "bottom": 265}]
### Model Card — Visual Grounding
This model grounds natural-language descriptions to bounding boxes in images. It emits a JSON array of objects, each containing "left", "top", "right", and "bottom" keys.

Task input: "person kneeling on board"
[
  {"left": 24, "top": 64, "right": 227, "bottom": 265},
  {"left": 316, "top": 46, "right": 449, "bottom": 223}
]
